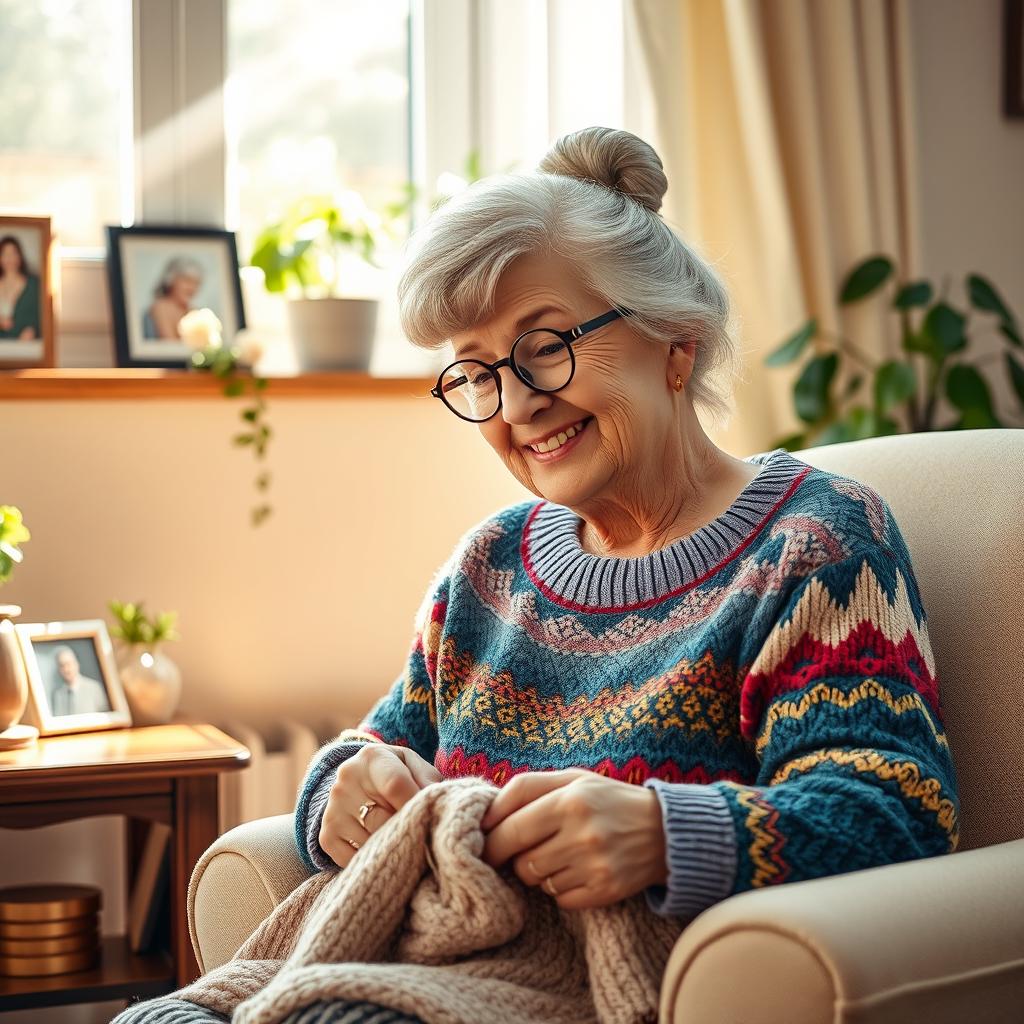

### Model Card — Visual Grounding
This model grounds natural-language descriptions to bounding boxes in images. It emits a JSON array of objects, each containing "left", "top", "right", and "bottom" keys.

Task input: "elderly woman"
[{"left": 113, "top": 127, "right": 959, "bottom": 1024}]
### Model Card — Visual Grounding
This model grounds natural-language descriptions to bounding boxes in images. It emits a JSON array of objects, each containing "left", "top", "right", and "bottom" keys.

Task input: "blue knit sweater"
[{"left": 294, "top": 447, "right": 960, "bottom": 920}]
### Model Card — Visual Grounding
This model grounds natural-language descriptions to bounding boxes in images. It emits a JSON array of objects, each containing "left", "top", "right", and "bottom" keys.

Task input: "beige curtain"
[{"left": 627, "top": 0, "right": 922, "bottom": 457}]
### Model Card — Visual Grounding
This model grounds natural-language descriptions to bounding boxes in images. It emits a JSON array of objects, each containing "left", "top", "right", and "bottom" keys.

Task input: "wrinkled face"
[
  {"left": 0, "top": 242, "right": 21, "bottom": 274},
  {"left": 170, "top": 273, "right": 201, "bottom": 303},
  {"left": 447, "top": 252, "right": 688, "bottom": 507},
  {"left": 56, "top": 650, "right": 79, "bottom": 683}
]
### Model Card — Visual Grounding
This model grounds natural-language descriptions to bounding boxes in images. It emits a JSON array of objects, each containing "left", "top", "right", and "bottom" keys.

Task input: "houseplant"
[
  {"left": 763, "top": 255, "right": 1023, "bottom": 449},
  {"left": 0, "top": 505, "right": 32, "bottom": 740},
  {"left": 249, "top": 190, "right": 391, "bottom": 371},
  {"left": 108, "top": 599, "right": 182, "bottom": 726},
  {"left": 248, "top": 150, "right": 492, "bottom": 372},
  {"left": 179, "top": 309, "right": 273, "bottom": 528}
]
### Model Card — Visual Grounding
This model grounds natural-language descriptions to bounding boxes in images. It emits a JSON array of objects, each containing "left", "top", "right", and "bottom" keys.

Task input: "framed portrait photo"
[
  {"left": 106, "top": 224, "right": 246, "bottom": 368},
  {"left": 0, "top": 214, "right": 56, "bottom": 368},
  {"left": 15, "top": 620, "right": 132, "bottom": 736}
]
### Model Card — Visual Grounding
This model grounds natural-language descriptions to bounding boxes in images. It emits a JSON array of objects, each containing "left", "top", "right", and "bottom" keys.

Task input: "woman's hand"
[
  {"left": 480, "top": 768, "right": 668, "bottom": 910},
  {"left": 318, "top": 743, "right": 441, "bottom": 868}
]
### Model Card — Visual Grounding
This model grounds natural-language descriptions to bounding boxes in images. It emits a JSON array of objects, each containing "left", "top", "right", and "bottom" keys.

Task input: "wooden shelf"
[
  {"left": 0, "top": 935, "right": 175, "bottom": 1011},
  {"left": 0, "top": 368, "right": 434, "bottom": 400}
]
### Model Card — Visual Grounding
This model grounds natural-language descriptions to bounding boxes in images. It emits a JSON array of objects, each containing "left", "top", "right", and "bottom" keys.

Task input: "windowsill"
[{"left": 0, "top": 368, "right": 435, "bottom": 400}]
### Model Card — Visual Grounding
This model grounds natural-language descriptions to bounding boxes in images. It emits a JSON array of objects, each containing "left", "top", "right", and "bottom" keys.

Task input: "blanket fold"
[{"left": 171, "top": 776, "right": 687, "bottom": 1024}]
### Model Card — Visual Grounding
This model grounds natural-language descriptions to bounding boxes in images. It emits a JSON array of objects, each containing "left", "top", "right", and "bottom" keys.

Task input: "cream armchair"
[{"left": 188, "top": 429, "right": 1024, "bottom": 1023}]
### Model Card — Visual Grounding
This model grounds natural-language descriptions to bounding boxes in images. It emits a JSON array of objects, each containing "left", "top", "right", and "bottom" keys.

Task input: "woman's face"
[
  {"left": 170, "top": 272, "right": 201, "bottom": 304},
  {"left": 448, "top": 252, "right": 692, "bottom": 509},
  {"left": 0, "top": 242, "right": 21, "bottom": 275}
]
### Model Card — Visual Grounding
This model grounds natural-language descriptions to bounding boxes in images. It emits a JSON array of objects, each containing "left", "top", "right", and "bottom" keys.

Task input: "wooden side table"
[{"left": 0, "top": 722, "right": 249, "bottom": 1012}]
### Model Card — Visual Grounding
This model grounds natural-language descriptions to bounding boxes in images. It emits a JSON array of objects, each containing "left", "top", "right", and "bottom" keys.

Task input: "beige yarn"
[{"left": 170, "top": 776, "right": 688, "bottom": 1024}]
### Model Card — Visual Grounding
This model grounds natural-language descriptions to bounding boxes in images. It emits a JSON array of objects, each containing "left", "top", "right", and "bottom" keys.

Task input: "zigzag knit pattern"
[{"left": 295, "top": 447, "right": 960, "bottom": 914}]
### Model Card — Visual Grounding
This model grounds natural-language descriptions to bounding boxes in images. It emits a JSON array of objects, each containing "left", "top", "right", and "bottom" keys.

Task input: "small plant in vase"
[
  {"left": 108, "top": 600, "right": 183, "bottom": 727},
  {"left": 0, "top": 506, "right": 34, "bottom": 744}
]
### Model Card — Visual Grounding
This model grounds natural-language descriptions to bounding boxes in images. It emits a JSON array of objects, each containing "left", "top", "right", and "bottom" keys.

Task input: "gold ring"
[
  {"left": 543, "top": 876, "right": 559, "bottom": 897},
  {"left": 344, "top": 837, "right": 361, "bottom": 850},
  {"left": 358, "top": 800, "right": 378, "bottom": 832}
]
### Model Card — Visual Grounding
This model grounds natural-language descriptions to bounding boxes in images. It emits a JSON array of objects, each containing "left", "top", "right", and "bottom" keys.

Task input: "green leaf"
[
  {"left": 874, "top": 360, "right": 917, "bottom": 414},
  {"left": 921, "top": 302, "right": 967, "bottom": 358},
  {"left": 233, "top": 433, "right": 255, "bottom": 446},
  {"left": 814, "top": 419, "right": 857, "bottom": 445},
  {"left": 765, "top": 319, "right": 816, "bottom": 367},
  {"left": 893, "top": 281, "right": 933, "bottom": 309},
  {"left": 957, "top": 406, "right": 1003, "bottom": 428},
  {"left": 1000, "top": 320, "right": 1023, "bottom": 348},
  {"left": 241, "top": 408, "right": 259, "bottom": 422},
  {"left": 771, "top": 431, "right": 808, "bottom": 451},
  {"left": 256, "top": 472, "right": 272, "bottom": 491},
  {"left": 843, "top": 373, "right": 864, "bottom": 397},
  {"left": 251, "top": 504, "right": 273, "bottom": 527},
  {"left": 1006, "top": 350, "right": 1024, "bottom": 407},
  {"left": 223, "top": 379, "right": 245, "bottom": 398},
  {"left": 793, "top": 352, "right": 839, "bottom": 423},
  {"left": 945, "top": 363, "right": 995, "bottom": 414},
  {"left": 968, "top": 274, "right": 1016, "bottom": 323},
  {"left": 840, "top": 256, "right": 894, "bottom": 303},
  {"left": 255, "top": 377, "right": 269, "bottom": 390}
]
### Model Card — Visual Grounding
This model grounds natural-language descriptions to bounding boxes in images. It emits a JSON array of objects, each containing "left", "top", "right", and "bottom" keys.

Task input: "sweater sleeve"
[
  {"left": 293, "top": 565, "right": 452, "bottom": 873},
  {"left": 642, "top": 536, "right": 960, "bottom": 918}
]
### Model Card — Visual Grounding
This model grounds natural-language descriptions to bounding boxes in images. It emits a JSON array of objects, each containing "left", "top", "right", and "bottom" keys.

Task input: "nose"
[{"left": 497, "top": 364, "right": 551, "bottom": 425}]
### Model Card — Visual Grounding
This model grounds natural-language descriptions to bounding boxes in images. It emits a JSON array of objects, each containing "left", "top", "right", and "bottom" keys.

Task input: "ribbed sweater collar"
[{"left": 521, "top": 447, "right": 811, "bottom": 612}]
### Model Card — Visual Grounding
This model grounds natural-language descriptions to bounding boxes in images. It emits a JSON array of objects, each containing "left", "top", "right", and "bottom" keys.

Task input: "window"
[{"left": 0, "top": 0, "right": 131, "bottom": 249}]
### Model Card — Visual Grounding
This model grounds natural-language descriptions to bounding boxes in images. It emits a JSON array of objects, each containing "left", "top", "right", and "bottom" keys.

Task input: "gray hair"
[
  {"left": 155, "top": 256, "right": 204, "bottom": 299},
  {"left": 53, "top": 645, "right": 76, "bottom": 663},
  {"left": 397, "top": 126, "right": 740, "bottom": 427}
]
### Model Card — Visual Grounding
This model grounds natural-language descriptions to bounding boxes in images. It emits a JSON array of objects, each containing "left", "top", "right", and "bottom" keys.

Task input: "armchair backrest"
[{"left": 791, "top": 428, "right": 1024, "bottom": 852}]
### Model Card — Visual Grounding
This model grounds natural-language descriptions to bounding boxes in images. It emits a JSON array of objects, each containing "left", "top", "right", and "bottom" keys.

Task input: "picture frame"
[
  {"left": 14, "top": 620, "right": 132, "bottom": 736},
  {"left": 106, "top": 224, "right": 246, "bottom": 368},
  {"left": 0, "top": 213, "right": 57, "bottom": 368}
]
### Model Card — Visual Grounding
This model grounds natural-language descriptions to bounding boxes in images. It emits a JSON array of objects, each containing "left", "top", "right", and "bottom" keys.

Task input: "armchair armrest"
[
  {"left": 187, "top": 813, "right": 315, "bottom": 973},
  {"left": 660, "top": 837, "right": 1024, "bottom": 1024}
]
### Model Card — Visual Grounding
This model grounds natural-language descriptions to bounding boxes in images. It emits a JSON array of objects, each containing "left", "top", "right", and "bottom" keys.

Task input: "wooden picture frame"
[
  {"left": 106, "top": 224, "right": 246, "bottom": 368},
  {"left": 15, "top": 620, "right": 132, "bottom": 736},
  {"left": 0, "top": 214, "right": 57, "bottom": 368},
  {"left": 1006, "top": 0, "right": 1024, "bottom": 118}
]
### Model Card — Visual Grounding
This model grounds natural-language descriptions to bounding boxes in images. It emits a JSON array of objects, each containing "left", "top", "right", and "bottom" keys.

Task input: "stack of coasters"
[{"left": 0, "top": 884, "right": 101, "bottom": 976}]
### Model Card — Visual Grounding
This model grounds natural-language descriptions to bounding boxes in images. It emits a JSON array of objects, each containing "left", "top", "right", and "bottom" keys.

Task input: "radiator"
[{"left": 215, "top": 716, "right": 360, "bottom": 833}]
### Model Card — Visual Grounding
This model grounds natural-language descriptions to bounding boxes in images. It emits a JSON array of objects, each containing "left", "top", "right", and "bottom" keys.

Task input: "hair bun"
[{"left": 537, "top": 126, "right": 668, "bottom": 215}]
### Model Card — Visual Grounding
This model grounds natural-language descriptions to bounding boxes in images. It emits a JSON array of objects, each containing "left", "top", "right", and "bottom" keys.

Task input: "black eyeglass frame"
[{"left": 430, "top": 307, "right": 633, "bottom": 422}]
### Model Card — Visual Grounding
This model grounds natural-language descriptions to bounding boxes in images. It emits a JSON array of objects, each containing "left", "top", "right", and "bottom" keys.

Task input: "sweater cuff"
[
  {"left": 293, "top": 740, "right": 369, "bottom": 873},
  {"left": 642, "top": 779, "right": 738, "bottom": 919}
]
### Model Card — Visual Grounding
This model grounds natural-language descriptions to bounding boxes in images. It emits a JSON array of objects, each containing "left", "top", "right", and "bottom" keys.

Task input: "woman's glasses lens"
[{"left": 439, "top": 330, "right": 573, "bottom": 422}]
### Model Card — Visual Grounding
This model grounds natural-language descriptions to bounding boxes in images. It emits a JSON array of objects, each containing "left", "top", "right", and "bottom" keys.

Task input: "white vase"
[
  {"left": 286, "top": 297, "right": 378, "bottom": 371},
  {"left": 117, "top": 646, "right": 182, "bottom": 726},
  {"left": 0, "top": 604, "right": 29, "bottom": 732}
]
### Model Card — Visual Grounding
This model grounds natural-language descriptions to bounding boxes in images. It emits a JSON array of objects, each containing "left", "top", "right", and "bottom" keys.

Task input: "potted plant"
[
  {"left": 763, "top": 255, "right": 1023, "bottom": 448},
  {"left": 0, "top": 506, "right": 31, "bottom": 739},
  {"left": 108, "top": 600, "right": 182, "bottom": 726},
  {"left": 249, "top": 190, "right": 397, "bottom": 371},
  {"left": 247, "top": 151, "right": 494, "bottom": 373}
]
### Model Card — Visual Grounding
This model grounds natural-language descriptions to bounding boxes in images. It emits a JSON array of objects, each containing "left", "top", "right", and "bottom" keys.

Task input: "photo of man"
[{"left": 45, "top": 643, "right": 112, "bottom": 716}]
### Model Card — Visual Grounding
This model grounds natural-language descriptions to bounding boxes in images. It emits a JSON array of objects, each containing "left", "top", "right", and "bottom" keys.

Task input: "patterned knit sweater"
[{"left": 295, "top": 446, "right": 960, "bottom": 919}]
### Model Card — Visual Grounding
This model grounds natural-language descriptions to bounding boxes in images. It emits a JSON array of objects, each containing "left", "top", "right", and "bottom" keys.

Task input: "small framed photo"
[
  {"left": 0, "top": 214, "right": 56, "bottom": 368},
  {"left": 15, "top": 620, "right": 132, "bottom": 736},
  {"left": 106, "top": 224, "right": 246, "bottom": 368}
]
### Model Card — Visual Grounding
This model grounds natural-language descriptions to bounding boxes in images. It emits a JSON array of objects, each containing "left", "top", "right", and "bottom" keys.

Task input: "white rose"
[
  {"left": 233, "top": 328, "right": 265, "bottom": 367},
  {"left": 179, "top": 308, "right": 224, "bottom": 351}
]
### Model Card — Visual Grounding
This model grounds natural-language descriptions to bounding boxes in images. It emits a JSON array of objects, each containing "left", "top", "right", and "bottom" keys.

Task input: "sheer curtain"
[{"left": 626, "top": 0, "right": 922, "bottom": 455}]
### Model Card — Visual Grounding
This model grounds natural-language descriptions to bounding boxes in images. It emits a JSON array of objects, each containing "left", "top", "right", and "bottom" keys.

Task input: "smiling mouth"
[{"left": 525, "top": 416, "right": 594, "bottom": 458}]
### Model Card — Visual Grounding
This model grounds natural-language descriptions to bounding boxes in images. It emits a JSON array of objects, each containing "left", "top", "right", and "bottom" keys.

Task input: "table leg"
[{"left": 170, "top": 775, "right": 219, "bottom": 986}]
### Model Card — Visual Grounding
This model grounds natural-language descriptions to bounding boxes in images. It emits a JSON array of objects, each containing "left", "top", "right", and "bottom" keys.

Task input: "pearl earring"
[{"left": 673, "top": 375, "right": 683, "bottom": 391}]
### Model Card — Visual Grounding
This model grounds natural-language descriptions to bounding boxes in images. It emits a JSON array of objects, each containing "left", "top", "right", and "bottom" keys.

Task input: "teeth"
[{"left": 533, "top": 419, "right": 586, "bottom": 453}]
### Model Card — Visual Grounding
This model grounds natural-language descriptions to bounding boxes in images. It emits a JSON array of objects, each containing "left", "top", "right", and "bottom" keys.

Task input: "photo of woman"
[
  {"left": 143, "top": 256, "right": 205, "bottom": 339},
  {"left": 0, "top": 234, "right": 42, "bottom": 341}
]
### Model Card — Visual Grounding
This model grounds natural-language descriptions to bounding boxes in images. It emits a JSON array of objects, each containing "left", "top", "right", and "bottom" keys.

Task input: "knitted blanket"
[{"left": 169, "top": 776, "right": 688, "bottom": 1024}]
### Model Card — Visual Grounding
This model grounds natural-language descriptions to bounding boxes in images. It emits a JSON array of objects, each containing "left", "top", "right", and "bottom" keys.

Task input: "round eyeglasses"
[{"left": 430, "top": 307, "right": 632, "bottom": 422}]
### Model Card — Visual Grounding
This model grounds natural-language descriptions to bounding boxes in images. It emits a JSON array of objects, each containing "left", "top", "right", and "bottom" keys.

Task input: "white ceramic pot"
[
  {"left": 117, "top": 646, "right": 182, "bottom": 726},
  {"left": 286, "top": 297, "right": 379, "bottom": 371},
  {"left": 0, "top": 604, "right": 29, "bottom": 732}
]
